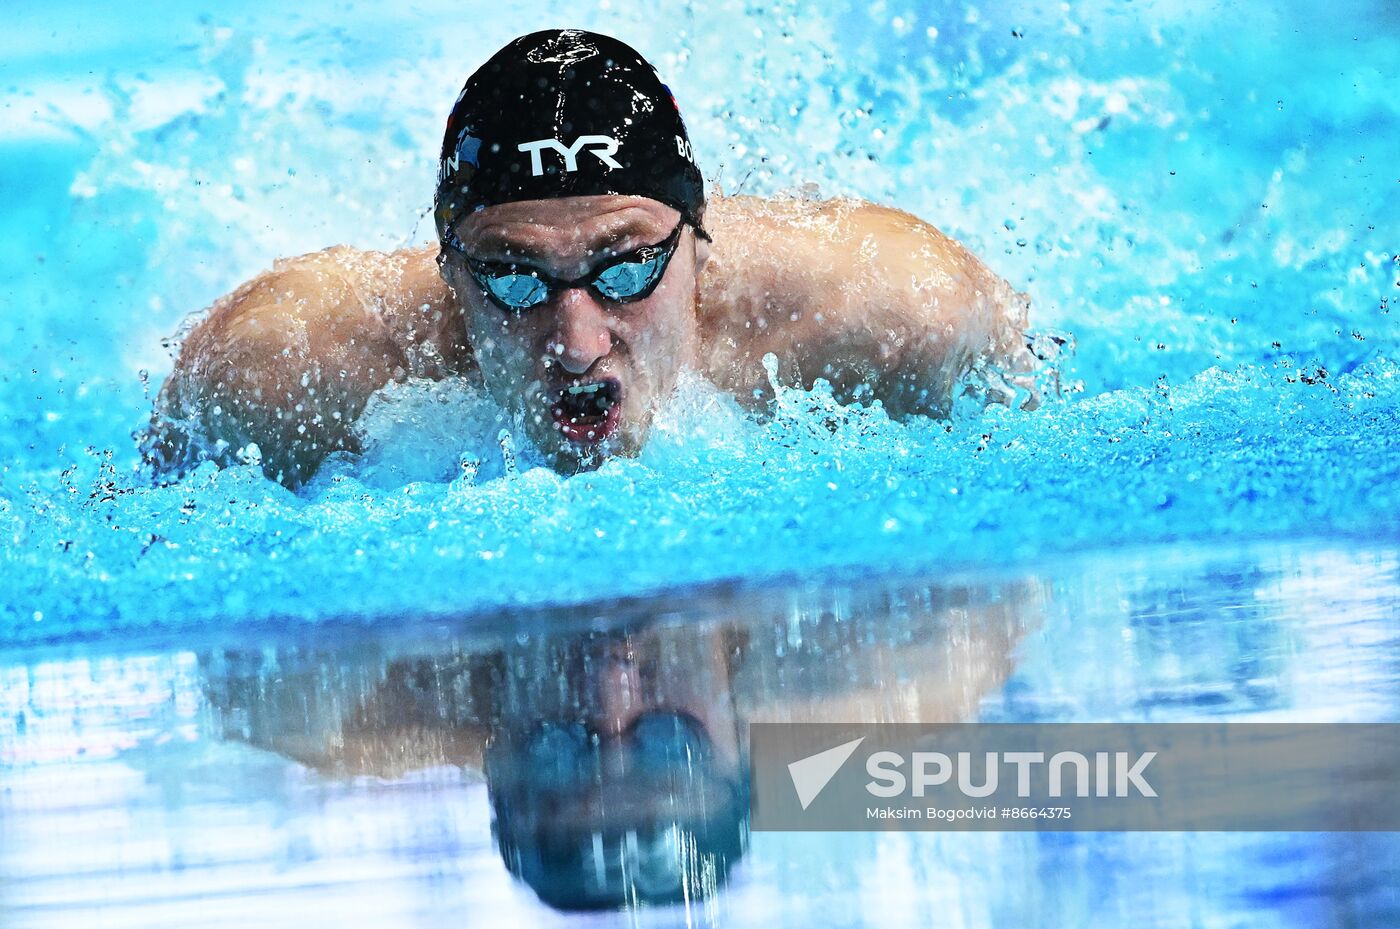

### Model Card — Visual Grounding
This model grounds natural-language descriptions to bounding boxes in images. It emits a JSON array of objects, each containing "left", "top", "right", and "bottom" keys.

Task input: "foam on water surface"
[{"left": 1, "top": 0, "right": 1397, "bottom": 642}]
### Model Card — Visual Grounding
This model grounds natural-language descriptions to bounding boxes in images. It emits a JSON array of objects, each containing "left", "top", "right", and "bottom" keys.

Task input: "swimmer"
[
  {"left": 206, "top": 574, "right": 1038, "bottom": 907},
  {"left": 146, "top": 29, "right": 1037, "bottom": 486}
]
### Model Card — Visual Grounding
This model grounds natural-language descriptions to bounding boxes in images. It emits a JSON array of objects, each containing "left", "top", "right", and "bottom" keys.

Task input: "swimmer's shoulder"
[
  {"left": 158, "top": 243, "right": 468, "bottom": 487},
  {"left": 253, "top": 243, "right": 470, "bottom": 376},
  {"left": 700, "top": 193, "right": 887, "bottom": 319},
  {"left": 180, "top": 242, "right": 454, "bottom": 375},
  {"left": 697, "top": 192, "right": 1031, "bottom": 414},
  {"left": 261, "top": 243, "right": 448, "bottom": 314},
  {"left": 709, "top": 192, "right": 977, "bottom": 269},
  {"left": 707, "top": 191, "right": 1023, "bottom": 313}
]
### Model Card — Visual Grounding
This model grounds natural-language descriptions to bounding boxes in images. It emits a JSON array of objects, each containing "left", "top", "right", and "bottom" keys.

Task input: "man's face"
[{"left": 441, "top": 195, "right": 708, "bottom": 470}]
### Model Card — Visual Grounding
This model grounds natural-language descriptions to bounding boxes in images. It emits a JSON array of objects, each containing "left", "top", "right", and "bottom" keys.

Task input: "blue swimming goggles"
[{"left": 442, "top": 219, "right": 692, "bottom": 313}]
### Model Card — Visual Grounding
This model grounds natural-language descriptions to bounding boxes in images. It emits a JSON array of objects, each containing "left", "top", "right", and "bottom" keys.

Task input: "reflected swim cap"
[{"left": 435, "top": 29, "right": 708, "bottom": 240}]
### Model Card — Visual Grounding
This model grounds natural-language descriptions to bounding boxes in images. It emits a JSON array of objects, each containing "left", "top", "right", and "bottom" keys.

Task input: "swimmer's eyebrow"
[{"left": 468, "top": 219, "right": 662, "bottom": 261}]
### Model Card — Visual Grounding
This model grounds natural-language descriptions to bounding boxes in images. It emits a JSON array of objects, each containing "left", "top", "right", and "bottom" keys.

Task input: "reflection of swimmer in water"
[
  {"left": 145, "top": 29, "right": 1038, "bottom": 487},
  {"left": 204, "top": 577, "right": 1039, "bottom": 909}
]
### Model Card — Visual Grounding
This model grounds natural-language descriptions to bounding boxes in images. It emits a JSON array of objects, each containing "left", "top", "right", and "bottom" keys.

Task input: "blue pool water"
[
  {"left": 1, "top": 0, "right": 1397, "bottom": 638},
  {"left": 1, "top": 1, "right": 1399, "bottom": 925},
  {"left": 3, "top": 540, "right": 1398, "bottom": 926}
]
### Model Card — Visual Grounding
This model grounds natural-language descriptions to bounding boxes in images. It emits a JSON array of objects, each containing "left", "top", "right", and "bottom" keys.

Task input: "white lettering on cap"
[{"left": 517, "top": 135, "right": 623, "bottom": 176}]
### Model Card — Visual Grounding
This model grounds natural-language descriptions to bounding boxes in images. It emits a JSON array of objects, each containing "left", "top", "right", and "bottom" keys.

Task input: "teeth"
[{"left": 565, "top": 383, "right": 607, "bottom": 396}]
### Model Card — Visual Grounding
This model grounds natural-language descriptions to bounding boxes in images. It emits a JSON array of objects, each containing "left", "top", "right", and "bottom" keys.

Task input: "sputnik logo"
[{"left": 788, "top": 737, "right": 864, "bottom": 810}]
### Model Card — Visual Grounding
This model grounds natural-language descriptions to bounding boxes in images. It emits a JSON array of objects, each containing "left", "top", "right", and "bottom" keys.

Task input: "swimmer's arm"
[
  {"left": 837, "top": 201, "right": 1038, "bottom": 416},
  {"left": 207, "top": 654, "right": 491, "bottom": 778},
  {"left": 738, "top": 582, "right": 1035, "bottom": 724},
  {"left": 701, "top": 196, "right": 1036, "bottom": 416},
  {"left": 147, "top": 251, "right": 409, "bottom": 486}
]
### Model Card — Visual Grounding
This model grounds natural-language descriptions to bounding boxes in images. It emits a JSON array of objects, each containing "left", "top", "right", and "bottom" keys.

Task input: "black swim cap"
[{"left": 435, "top": 30, "right": 707, "bottom": 240}]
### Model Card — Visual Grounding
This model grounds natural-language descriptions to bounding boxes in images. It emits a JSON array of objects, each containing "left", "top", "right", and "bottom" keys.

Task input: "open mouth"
[{"left": 550, "top": 379, "right": 623, "bottom": 445}]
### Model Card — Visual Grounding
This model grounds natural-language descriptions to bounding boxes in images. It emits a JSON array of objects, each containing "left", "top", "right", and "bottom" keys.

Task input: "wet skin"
[
  {"left": 207, "top": 573, "right": 1041, "bottom": 906},
  {"left": 148, "top": 194, "right": 1037, "bottom": 486},
  {"left": 210, "top": 576, "right": 1038, "bottom": 779},
  {"left": 441, "top": 197, "right": 709, "bottom": 471},
  {"left": 205, "top": 575, "right": 1040, "bottom": 906}
]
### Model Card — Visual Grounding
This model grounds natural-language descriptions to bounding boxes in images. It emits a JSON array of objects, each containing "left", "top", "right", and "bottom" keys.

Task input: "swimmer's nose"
[
  {"left": 548, "top": 288, "right": 612, "bottom": 375},
  {"left": 594, "top": 645, "right": 646, "bottom": 738}
]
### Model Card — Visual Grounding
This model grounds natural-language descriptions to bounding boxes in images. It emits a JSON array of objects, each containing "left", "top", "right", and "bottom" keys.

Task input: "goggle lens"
[
  {"left": 480, "top": 272, "right": 551, "bottom": 309},
  {"left": 456, "top": 219, "right": 686, "bottom": 313},
  {"left": 592, "top": 251, "right": 666, "bottom": 302}
]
